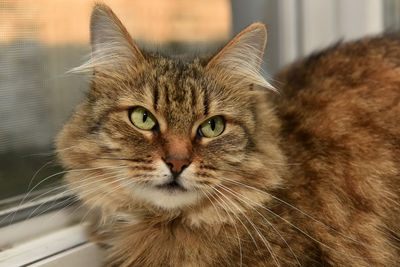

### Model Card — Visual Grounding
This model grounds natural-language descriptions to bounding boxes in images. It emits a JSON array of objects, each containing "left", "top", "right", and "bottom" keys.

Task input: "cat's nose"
[{"left": 163, "top": 156, "right": 191, "bottom": 176}]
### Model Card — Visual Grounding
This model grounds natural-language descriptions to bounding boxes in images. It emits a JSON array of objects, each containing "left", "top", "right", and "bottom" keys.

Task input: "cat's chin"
[
  {"left": 128, "top": 184, "right": 201, "bottom": 210},
  {"left": 155, "top": 180, "right": 187, "bottom": 192}
]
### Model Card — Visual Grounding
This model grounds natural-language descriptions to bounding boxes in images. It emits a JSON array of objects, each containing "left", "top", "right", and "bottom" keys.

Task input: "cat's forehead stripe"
[
  {"left": 153, "top": 82, "right": 159, "bottom": 111},
  {"left": 203, "top": 86, "right": 209, "bottom": 116},
  {"left": 150, "top": 61, "right": 202, "bottom": 115}
]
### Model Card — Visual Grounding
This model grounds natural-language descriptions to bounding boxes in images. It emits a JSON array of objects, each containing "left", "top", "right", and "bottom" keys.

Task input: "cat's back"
[
  {"left": 276, "top": 33, "right": 400, "bottom": 93},
  {"left": 275, "top": 33, "right": 400, "bottom": 152},
  {"left": 273, "top": 34, "right": 400, "bottom": 265}
]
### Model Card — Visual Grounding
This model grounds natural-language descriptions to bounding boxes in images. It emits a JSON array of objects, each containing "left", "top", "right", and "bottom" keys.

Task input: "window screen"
[
  {"left": 0, "top": 1, "right": 89, "bottom": 200},
  {"left": 0, "top": 0, "right": 231, "bottom": 201}
]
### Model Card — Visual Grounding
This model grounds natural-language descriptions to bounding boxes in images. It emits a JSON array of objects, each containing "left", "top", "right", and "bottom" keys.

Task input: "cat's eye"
[
  {"left": 129, "top": 107, "right": 157, "bottom": 130},
  {"left": 198, "top": 116, "right": 225, "bottom": 138}
]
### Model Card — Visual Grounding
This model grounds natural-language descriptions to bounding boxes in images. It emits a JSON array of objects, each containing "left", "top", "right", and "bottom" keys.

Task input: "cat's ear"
[
  {"left": 73, "top": 4, "right": 145, "bottom": 74},
  {"left": 206, "top": 23, "right": 273, "bottom": 90}
]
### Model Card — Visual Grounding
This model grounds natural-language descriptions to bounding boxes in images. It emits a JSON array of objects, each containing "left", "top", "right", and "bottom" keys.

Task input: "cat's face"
[{"left": 56, "top": 4, "right": 285, "bottom": 212}]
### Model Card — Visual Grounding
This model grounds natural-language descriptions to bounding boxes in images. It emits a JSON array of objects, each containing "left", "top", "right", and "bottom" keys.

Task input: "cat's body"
[
  {"left": 56, "top": 4, "right": 400, "bottom": 266},
  {"left": 272, "top": 36, "right": 400, "bottom": 266}
]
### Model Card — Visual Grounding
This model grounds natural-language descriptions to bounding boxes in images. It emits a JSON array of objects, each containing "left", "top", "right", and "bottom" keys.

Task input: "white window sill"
[
  {"left": 31, "top": 242, "right": 102, "bottom": 267},
  {"left": 0, "top": 208, "right": 103, "bottom": 266}
]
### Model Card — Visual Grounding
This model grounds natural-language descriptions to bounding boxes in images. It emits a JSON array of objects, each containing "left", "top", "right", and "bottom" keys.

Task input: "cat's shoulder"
[
  {"left": 273, "top": 33, "right": 400, "bottom": 141},
  {"left": 274, "top": 32, "right": 400, "bottom": 97}
]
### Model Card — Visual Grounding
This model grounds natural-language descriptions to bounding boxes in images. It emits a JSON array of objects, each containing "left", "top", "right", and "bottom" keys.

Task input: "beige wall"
[{"left": 0, "top": 0, "right": 231, "bottom": 44}]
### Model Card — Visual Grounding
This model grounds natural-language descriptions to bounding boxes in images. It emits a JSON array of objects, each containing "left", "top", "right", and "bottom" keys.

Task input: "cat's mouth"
[{"left": 155, "top": 180, "right": 187, "bottom": 192}]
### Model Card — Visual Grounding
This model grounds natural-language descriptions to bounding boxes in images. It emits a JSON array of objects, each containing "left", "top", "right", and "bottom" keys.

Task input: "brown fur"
[{"left": 56, "top": 3, "right": 400, "bottom": 266}]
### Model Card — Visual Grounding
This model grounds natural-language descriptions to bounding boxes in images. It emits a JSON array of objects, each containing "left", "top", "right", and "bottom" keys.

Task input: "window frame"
[{"left": 0, "top": 191, "right": 102, "bottom": 266}]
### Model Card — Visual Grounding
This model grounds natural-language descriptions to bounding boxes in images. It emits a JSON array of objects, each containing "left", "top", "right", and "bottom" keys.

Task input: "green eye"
[
  {"left": 198, "top": 116, "right": 225, "bottom": 138},
  {"left": 129, "top": 107, "right": 157, "bottom": 130}
]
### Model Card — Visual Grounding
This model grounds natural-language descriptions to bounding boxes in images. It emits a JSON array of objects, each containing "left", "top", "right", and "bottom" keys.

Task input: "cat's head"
[{"left": 56, "top": 4, "right": 285, "bottom": 213}]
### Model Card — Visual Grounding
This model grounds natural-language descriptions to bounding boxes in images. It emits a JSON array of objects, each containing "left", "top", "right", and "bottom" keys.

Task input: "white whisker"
[
  {"left": 200, "top": 188, "right": 243, "bottom": 267},
  {"left": 219, "top": 176, "right": 371, "bottom": 249},
  {"left": 218, "top": 184, "right": 301, "bottom": 266},
  {"left": 213, "top": 186, "right": 277, "bottom": 266},
  {"left": 218, "top": 179, "right": 369, "bottom": 261},
  {"left": 27, "top": 170, "right": 128, "bottom": 220}
]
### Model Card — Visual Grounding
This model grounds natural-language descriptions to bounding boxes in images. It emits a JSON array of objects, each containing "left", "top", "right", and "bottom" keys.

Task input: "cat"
[{"left": 56, "top": 3, "right": 400, "bottom": 266}]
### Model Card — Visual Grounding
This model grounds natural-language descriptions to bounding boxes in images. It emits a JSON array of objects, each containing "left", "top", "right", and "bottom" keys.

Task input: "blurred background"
[{"left": 0, "top": 0, "right": 399, "bottom": 201}]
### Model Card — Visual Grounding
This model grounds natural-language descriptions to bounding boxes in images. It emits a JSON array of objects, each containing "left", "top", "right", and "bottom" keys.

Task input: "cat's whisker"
[
  {"left": 208, "top": 192, "right": 256, "bottom": 266},
  {"left": 28, "top": 174, "right": 117, "bottom": 222},
  {"left": 200, "top": 188, "right": 243, "bottom": 266},
  {"left": 209, "top": 185, "right": 260, "bottom": 251},
  {"left": 20, "top": 164, "right": 127, "bottom": 205},
  {"left": 46, "top": 173, "right": 133, "bottom": 225},
  {"left": 79, "top": 176, "right": 138, "bottom": 223},
  {"left": 26, "top": 169, "right": 125, "bottom": 205},
  {"left": 26, "top": 160, "right": 56, "bottom": 191},
  {"left": 26, "top": 170, "right": 128, "bottom": 220},
  {"left": 212, "top": 186, "right": 277, "bottom": 266},
  {"left": 218, "top": 184, "right": 302, "bottom": 267},
  {"left": 28, "top": 194, "right": 79, "bottom": 222},
  {"left": 217, "top": 174, "right": 372, "bottom": 249},
  {"left": 8, "top": 169, "right": 71, "bottom": 224},
  {"left": 27, "top": 184, "right": 69, "bottom": 202},
  {"left": 218, "top": 178, "right": 373, "bottom": 261},
  {"left": 53, "top": 145, "right": 80, "bottom": 153},
  {"left": 76, "top": 172, "right": 147, "bottom": 210},
  {"left": 25, "top": 190, "right": 72, "bottom": 220},
  {"left": 26, "top": 146, "right": 80, "bottom": 157},
  {"left": 94, "top": 156, "right": 153, "bottom": 163},
  {"left": 0, "top": 187, "right": 68, "bottom": 226},
  {"left": 76, "top": 173, "right": 129, "bottom": 201},
  {"left": 6, "top": 165, "right": 128, "bottom": 222}
]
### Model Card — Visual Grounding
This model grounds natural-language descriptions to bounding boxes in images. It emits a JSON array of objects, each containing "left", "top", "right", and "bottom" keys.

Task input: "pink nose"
[{"left": 163, "top": 156, "right": 191, "bottom": 174}]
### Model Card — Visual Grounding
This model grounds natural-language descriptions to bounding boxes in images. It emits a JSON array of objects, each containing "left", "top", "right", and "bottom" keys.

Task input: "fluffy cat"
[{"left": 56, "top": 3, "right": 400, "bottom": 266}]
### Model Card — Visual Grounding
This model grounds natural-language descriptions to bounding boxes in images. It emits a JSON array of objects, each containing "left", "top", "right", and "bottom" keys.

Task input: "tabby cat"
[{"left": 56, "top": 3, "right": 400, "bottom": 266}]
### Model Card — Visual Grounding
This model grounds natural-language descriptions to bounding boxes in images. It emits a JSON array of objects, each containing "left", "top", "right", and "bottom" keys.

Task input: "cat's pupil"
[
  {"left": 142, "top": 110, "right": 148, "bottom": 123},
  {"left": 209, "top": 119, "right": 216, "bottom": 131}
]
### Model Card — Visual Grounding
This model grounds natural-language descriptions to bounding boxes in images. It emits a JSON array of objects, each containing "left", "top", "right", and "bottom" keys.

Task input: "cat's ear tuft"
[
  {"left": 207, "top": 23, "right": 266, "bottom": 70},
  {"left": 206, "top": 23, "right": 274, "bottom": 90},
  {"left": 72, "top": 3, "right": 145, "bottom": 74}
]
